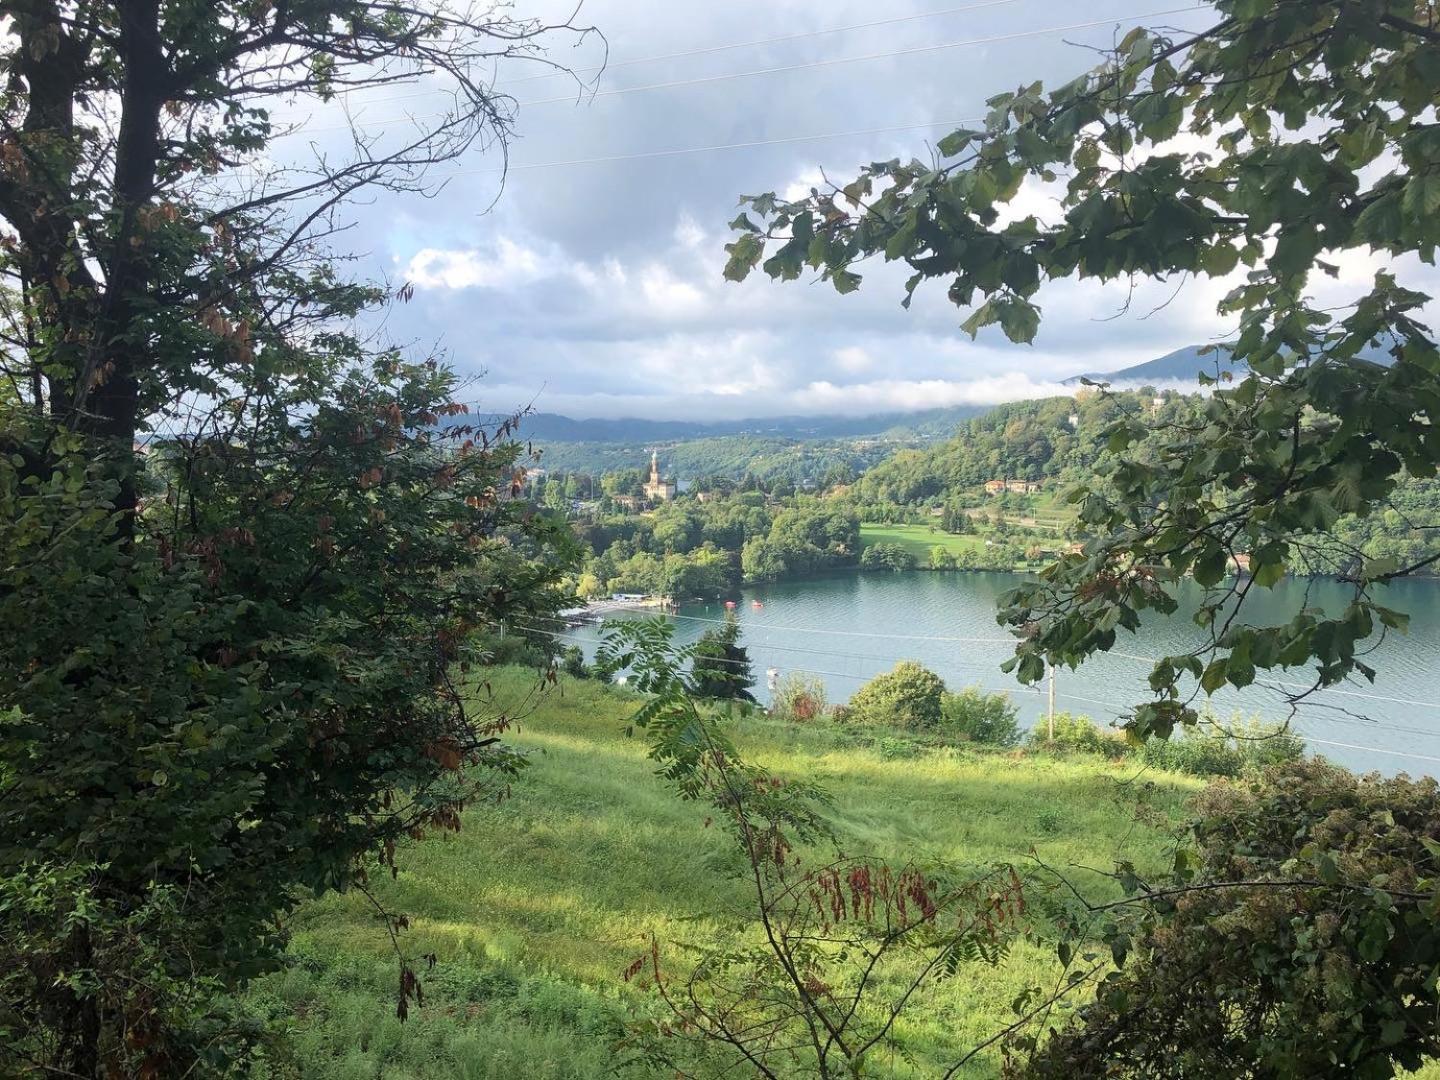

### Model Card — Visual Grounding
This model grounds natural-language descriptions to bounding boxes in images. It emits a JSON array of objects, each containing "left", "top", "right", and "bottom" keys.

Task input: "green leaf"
[
  {"left": 937, "top": 128, "right": 981, "bottom": 157},
  {"left": 1200, "top": 660, "right": 1228, "bottom": 695},
  {"left": 1193, "top": 547, "right": 1227, "bottom": 588},
  {"left": 1354, "top": 193, "right": 1403, "bottom": 247},
  {"left": 996, "top": 299, "right": 1041, "bottom": 344},
  {"left": 1252, "top": 560, "right": 1285, "bottom": 588},
  {"left": 722, "top": 234, "right": 764, "bottom": 282},
  {"left": 1317, "top": 853, "right": 1340, "bottom": 885},
  {"left": 1403, "top": 174, "right": 1440, "bottom": 218}
]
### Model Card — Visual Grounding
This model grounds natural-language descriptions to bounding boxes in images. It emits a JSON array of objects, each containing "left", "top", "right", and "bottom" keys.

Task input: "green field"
[
  {"left": 859, "top": 523, "right": 989, "bottom": 560},
  {"left": 243, "top": 668, "right": 1204, "bottom": 1078}
]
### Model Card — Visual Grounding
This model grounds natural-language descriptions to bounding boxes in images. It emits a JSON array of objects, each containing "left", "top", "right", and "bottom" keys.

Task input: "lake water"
[{"left": 559, "top": 572, "right": 1440, "bottom": 777}]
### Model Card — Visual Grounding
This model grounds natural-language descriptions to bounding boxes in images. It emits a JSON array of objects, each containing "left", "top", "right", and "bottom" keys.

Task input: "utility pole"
[{"left": 1047, "top": 665, "right": 1056, "bottom": 740}]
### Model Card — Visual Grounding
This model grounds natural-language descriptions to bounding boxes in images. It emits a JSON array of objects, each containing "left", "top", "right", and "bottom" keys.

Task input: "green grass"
[
  {"left": 245, "top": 669, "right": 1201, "bottom": 1079},
  {"left": 860, "top": 523, "right": 989, "bottom": 559}
]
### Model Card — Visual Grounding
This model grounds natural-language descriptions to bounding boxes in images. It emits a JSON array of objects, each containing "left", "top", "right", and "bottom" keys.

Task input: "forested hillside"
[
  {"left": 846, "top": 390, "right": 1148, "bottom": 505},
  {"left": 844, "top": 387, "right": 1440, "bottom": 580},
  {"left": 535, "top": 433, "right": 907, "bottom": 487}
]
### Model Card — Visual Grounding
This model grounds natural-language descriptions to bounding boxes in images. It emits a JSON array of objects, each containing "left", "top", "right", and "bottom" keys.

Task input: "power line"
[
  {"left": 650, "top": 609, "right": 1017, "bottom": 644},
  {"left": 522, "top": 624, "right": 1440, "bottom": 768},
  {"left": 507, "top": 0, "right": 1033, "bottom": 85},
  {"left": 292, "top": 5, "right": 1211, "bottom": 136},
  {"left": 283, "top": 0, "right": 1035, "bottom": 119},
  {"left": 1029, "top": 647, "right": 1440, "bottom": 714},
  {"left": 517, "top": 617, "right": 1015, "bottom": 669},
  {"left": 219, "top": 116, "right": 984, "bottom": 187},
  {"left": 1290, "top": 737, "right": 1440, "bottom": 768},
  {"left": 543, "top": 608, "right": 1440, "bottom": 717},
  {"left": 482, "top": 118, "right": 986, "bottom": 174}
]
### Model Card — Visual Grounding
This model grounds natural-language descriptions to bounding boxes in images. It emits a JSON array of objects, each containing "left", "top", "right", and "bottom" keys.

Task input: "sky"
[{"left": 268, "top": 0, "right": 1437, "bottom": 421}]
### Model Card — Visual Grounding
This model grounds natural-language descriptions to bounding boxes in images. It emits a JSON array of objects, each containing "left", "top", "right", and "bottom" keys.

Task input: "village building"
[
  {"left": 984, "top": 478, "right": 1042, "bottom": 496},
  {"left": 643, "top": 450, "right": 677, "bottom": 502}
]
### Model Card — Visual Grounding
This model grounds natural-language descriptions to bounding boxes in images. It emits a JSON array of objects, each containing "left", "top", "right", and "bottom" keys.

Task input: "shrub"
[
  {"left": 560, "top": 646, "right": 590, "bottom": 680},
  {"left": 859, "top": 543, "right": 916, "bottom": 571},
  {"left": 1033, "top": 805, "right": 1065, "bottom": 834},
  {"left": 847, "top": 662, "right": 946, "bottom": 730},
  {"left": 1137, "top": 732, "right": 1242, "bottom": 777},
  {"left": 480, "top": 632, "right": 553, "bottom": 669},
  {"left": 1030, "top": 710, "right": 1307, "bottom": 779},
  {"left": 1138, "top": 718, "right": 1305, "bottom": 778},
  {"left": 1029, "top": 713, "right": 1129, "bottom": 758},
  {"left": 1024, "top": 760, "right": 1440, "bottom": 1078},
  {"left": 771, "top": 674, "right": 827, "bottom": 723},
  {"left": 939, "top": 688, "right": 1022, "bottom": 747}
]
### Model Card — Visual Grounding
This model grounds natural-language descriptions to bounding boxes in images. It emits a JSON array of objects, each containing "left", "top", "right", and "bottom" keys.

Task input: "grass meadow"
[
  {"left": 859, "top": 523, "right": 989, "bottom": 561},
  {"left": 244, "top": 667, "right": 1202, "bottom": 1078}
]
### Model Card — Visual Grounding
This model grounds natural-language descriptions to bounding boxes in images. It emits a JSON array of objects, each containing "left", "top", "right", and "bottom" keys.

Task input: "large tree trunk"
[{"left": 68, "top": 0, "right": 166, "bottom": 535}]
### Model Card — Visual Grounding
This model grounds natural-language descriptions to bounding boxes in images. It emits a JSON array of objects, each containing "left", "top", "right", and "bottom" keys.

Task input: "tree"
[
  {"left": 0, "top": 0, "right": 590, "bottom": 1071},
  {"left": 597, "top": 621, "right": 1024, "bottom": 1080},
  {"left": 724, "top": 0, "right": 1439, "bottom": 738},
  {"left": 847, "top": 662, "right": 946, "bottom": 730},
  {"left": 860, "top": 541, "right": 917, "bottom": 571},
  {"left": 690, "top": 615, "right": 756, "bottom": 702},
  {"left": 940, "top": 688, "right": 1021, "bottom": 747}
]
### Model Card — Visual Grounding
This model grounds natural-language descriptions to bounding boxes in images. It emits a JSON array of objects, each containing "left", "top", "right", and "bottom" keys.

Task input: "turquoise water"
[{"left": 560, "top": 572, "right": 1440, "bottom": 777}]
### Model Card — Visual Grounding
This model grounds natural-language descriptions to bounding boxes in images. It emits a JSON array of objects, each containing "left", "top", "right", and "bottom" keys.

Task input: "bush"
[
  {"left": 939, "top": 688, "right": 1022, "bottom": 747},
  {"left": 480, "top": 632, "right": 553, "bottom": 668},
  {"left": 560, "top": 646, "right": 590, "bottom": 680},
  {"left": 847, "top": 662, "right": 946, "bottom": 730},
  {"left": 1028, "top": 712, "right": 1129, "bottom": 758},
  {"left": 1030, "top": 710, "right": 1307, "bottom": 779},
  {"left": 1024, "top": 759, "right": 1440, "bottom": 1078},
  {"left": 770, "top": 674, "right": 827, "bottom": 723},
  {"left": 859, "top": 543, "right": 916, "bottom": 571},
  {"left": 1137, "top": 718, "right": 1305, "bottom": 778},
  {"left": 0, "top": 862, "right": 260, "bottom": 1075}
]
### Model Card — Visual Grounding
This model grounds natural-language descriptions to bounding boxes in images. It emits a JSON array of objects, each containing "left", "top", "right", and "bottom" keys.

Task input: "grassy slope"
[
  {"left": 247, "top": 669, "right": 1200, "bottom": 1079},
  {"left": 859, "top": 523, "right": 988, "bottom": 559}
]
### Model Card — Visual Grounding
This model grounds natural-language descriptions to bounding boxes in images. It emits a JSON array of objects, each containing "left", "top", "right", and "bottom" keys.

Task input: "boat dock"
[{"left": 559, "top": 596, "right": 674, "bottom": 625}]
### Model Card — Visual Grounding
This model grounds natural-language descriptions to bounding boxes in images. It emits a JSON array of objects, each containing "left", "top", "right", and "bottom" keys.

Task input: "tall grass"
[{"left": 245, "top": 668, "right": 1202, "bottom": 1078}]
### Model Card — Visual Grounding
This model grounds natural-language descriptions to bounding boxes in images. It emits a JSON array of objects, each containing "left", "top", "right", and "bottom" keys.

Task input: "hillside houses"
[{"left": 984, "top": 478, "right": 1042, "bottom": 496}]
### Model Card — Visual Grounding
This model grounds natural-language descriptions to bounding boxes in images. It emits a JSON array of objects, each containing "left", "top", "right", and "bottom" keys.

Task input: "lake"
[{"left": 558, "top": 571, "right": 1440, "bottom": 777}]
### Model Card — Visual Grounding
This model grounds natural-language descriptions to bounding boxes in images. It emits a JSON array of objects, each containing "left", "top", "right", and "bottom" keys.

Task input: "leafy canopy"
[
  {"left": 0, "top": 0, "right": 588, "bottom": 1071},
  {"left": 725, "top": 0, "right": 1440, "bottom": 737}
]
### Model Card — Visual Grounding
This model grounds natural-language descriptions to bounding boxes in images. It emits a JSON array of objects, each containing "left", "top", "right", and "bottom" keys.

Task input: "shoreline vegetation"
[{"left": 538, "top": 391, "right": 1440, "bottom": 604}]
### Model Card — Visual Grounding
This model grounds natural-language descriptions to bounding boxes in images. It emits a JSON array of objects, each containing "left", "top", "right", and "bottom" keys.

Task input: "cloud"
[
  {"left": 638, "top": 264, "right": 706, "bottom": 316},
  {"left": 320, "top": 0, "right": 1436, "bottom": 421},
  {"left": 832, "top": 346, "right": 873, "bottom": 373},
  {"left": 404, "top": 238, "right": 552, "bottom": 290},
  {"left": 792, "top": 374, "right": 1075, "bottom": 413}
]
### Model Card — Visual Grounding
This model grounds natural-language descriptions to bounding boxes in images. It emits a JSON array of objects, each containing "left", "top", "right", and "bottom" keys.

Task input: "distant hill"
[
  {"left": 1068, "top": 342, "right": 1396, "bottom": 385},
  {"left": 505, "top": 405, "right": 993, "bottom": 444},
  {"left": 1066, "top": 345, "right": 1243, "bottom": 385}
]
